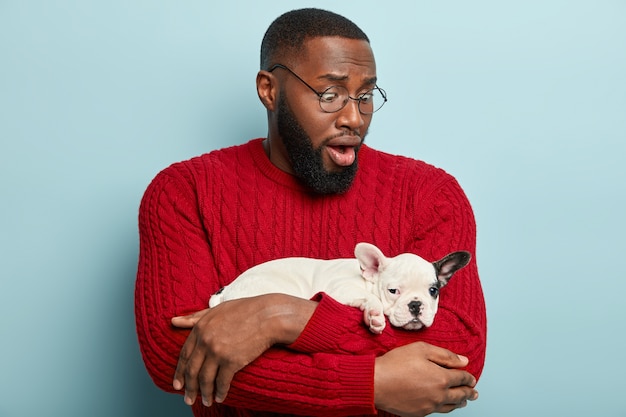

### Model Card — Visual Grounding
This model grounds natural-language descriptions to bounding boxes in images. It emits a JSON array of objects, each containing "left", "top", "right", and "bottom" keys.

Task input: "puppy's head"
[{"left": 355, "top": 243, "right": 471, "bottom": 330}]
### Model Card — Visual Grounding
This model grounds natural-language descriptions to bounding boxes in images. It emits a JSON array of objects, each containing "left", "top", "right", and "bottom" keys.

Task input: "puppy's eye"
[
  {"left": 429, "top": 287, "right": 439, "bottom": 297},
  {"left": 388, "top": 288, "right": 398, "bottom": 295}
]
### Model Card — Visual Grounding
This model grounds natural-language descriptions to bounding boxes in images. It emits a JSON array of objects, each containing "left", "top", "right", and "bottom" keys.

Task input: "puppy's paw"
[{"left": 365, "top": 309, "right": 386, "bottom": 334}]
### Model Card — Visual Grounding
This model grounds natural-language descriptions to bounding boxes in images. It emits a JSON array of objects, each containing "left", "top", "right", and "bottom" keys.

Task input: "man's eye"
[
  {"left": 358, "top": 92, "right": 374, "bottom": 103},
  {"left": 320, "top": 92, "right": 339, "bottom": 103}
]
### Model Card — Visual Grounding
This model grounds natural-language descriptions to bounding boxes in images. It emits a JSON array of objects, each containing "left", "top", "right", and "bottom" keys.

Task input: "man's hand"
[
  {"left": 171, "top": 294, "right": 316, "bottom": 407},
  {"left": 374, "top": 342, "right": 478, "bottom": 417}
]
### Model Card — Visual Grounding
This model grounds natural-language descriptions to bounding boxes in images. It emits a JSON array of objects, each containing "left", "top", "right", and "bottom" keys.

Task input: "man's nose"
[{"left": 336, "top": 98, "right": 365, "bottom": 131}]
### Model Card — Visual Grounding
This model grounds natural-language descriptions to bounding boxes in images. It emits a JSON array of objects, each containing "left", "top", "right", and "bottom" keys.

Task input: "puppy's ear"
[
  {"left": 355, "top": 243, "right": 388, "bottom": 282},
  {"left": 433, "top": 251, "right": 471, "bottom": 286}
]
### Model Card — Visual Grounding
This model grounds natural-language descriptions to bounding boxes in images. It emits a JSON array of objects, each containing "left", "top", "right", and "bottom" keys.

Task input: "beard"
[{"left": 277, "top": 92, "right": 361, "bottom": 194}]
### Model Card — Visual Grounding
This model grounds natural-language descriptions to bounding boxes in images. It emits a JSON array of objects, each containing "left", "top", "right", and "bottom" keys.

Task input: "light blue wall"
[{"left": 1, "top": 1, "right": 625, "bottom": 416}]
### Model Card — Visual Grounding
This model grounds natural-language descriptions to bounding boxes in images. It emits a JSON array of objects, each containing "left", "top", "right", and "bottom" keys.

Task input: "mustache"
[{"left": 324, "top": 129, "right": 364, "bottom": 143}]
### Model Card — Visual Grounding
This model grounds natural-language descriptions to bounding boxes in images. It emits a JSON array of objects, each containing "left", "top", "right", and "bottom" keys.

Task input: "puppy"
[{"left": 210, "top": 243, "right": 471, "bottom": 334}]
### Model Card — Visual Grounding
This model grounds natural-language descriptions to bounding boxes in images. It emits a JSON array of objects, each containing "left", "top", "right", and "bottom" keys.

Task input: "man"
[{"left": 135, "top": 8, "right": 486, "bottom": 417}]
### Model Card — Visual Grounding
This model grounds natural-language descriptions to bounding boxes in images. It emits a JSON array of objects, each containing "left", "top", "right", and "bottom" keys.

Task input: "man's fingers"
[
  {"left": 448, "top": 384, "right": 478, "bottom": 404},
  {"left": 448, "top": 368, "right": 477, "bottom": 388},
  {"left": 171, "top": 308, "right": 211, "bottom": 328},
  {"left": 171, "top": 316, "right": 198, "bottom": 328},
  {"left": 173, "top": 333, "right": 196, "bottom": 391},
  {"left": 434, "top": 385, "right": 476, "bottom": 414},
  {"left": 182, "top": 351, "right": 206, "bottom": 406},
  {"left": 425, "top": 345, "right": 469, "bottom": 369},
  {"left": 172, "top": 330, "right": 207, "bottom": 406},
  {"left": 423, "top": 344, "right": 477, "bottom": 389},
  {"left": 199, "top": 360, "right": 219, "bottom": 406},
  {"left": 214, "top": 365, "right": 238, "bottom": 404}
]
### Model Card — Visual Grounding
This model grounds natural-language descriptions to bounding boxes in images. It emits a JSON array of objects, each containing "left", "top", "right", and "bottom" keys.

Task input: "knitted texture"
[{"left": 135, "top": 138, "right": 487, "bottom": 417}]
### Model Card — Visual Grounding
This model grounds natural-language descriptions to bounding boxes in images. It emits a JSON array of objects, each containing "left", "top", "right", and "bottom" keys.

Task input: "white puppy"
[{"left": 209, "top": 243, "right": 471, "bottom": 334}]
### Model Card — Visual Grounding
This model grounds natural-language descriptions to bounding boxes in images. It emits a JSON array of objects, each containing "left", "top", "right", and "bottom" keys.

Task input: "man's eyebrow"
[
  {"left": 317, "top": 73, "right": 378, "bottom": 85},
  {"left": 363, "top": 76, "right": 378, "bottom": 85}
]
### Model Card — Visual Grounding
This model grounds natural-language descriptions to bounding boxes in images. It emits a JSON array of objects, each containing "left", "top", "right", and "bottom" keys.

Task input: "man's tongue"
[{"left": 326, "top": 145, "right": 356, "bottom": 167}]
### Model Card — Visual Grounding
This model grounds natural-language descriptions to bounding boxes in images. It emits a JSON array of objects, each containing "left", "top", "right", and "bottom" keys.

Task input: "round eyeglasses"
[{"left": 269, "top": 64, "right": 387, "bottom": 114}]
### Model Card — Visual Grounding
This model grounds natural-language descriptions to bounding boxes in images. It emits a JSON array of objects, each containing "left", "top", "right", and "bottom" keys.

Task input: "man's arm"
[
  {"left": 287, "top": 175, "right": 487, "bottom": 379},
  {"left": 136, "top": 167, "right": 379, "bottom": 415},
  {"left": 171, "top": 294, "right": 316, "bottom": 406},
  {"left": 136, "top": 165, "right": 482, "bottom": 415},
  {"left": 374, "top": 343, "right": 478, "bottom": 416},
  {"left": 172, "top": 297, "right": 478, "bottom": 417}
]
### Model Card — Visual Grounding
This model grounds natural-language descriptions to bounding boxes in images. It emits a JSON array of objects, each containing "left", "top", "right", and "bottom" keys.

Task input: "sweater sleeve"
[
  {"left": 134, "top": 165, "right": 377, "bottom": 416},
  {"left": 289, "top": 174, "right": 487, "bottom": 380},
  {"left": 410, "top": 174, "right": 487, "bottom": 379}
]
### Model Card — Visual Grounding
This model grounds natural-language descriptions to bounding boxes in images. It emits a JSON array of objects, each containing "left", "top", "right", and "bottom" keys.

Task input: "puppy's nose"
[{"left": 408, "top": 301, "right": 422, "bottom": 316}]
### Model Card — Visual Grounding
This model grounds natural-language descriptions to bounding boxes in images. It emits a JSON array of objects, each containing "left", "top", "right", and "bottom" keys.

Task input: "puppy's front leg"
[{"left": 348, "top": 297, "right": 386, "bottom": 334}]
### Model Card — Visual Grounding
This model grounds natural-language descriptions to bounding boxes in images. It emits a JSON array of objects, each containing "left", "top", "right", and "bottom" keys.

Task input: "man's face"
[{"left": 273, "top": 37, "right": 377, "bottom": 194}]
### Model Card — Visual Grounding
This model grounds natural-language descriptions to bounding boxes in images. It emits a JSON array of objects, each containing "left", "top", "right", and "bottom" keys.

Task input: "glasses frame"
[{"left": 268, "top": 64, "right": 387, "bottom": 114}]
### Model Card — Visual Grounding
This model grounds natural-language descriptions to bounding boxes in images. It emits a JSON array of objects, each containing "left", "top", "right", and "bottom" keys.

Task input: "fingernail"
[
  {"left": 202, "top": 397, "right": 211, "bottom": 407},
  {"left": 173, "top": 380, "right": 182, "bottom": 390}
]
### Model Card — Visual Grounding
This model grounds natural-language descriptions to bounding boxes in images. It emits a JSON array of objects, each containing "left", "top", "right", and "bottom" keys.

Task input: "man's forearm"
[{"left": 262, "top": 293, "right": 318, "bottom": 345}]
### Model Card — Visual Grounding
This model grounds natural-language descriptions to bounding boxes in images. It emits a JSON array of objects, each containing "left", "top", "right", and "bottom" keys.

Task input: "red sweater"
[{"left": 135, "top": 138, "right": 486, "bottom": 417}]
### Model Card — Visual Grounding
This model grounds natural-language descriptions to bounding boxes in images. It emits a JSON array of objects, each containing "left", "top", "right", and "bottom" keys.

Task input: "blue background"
[{"left": 1, "top": 1, "right": 625, "bottom": 416}]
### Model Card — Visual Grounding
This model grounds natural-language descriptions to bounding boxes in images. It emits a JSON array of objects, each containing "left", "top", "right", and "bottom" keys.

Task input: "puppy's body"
[
  {"left": 211, "top": 257, "right": 370, "bottom": 305},
  {"left": 210, "top": 243, "right": 470, "bottom": 333}
]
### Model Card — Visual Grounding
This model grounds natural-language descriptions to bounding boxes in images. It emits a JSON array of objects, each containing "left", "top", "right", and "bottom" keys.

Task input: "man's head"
[
  {"left": 257, "top": 9, "right": 382, "bottom": 194},
  {"left": 260, "top": 8, "right": 369, "bottom": 72}
]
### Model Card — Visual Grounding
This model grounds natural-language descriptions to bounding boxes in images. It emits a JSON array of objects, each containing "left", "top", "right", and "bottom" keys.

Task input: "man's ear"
[
  {"left": 355, "top": 243, "right": 388, "bottom": 282},
  {"left": 257, "top": 70, "right": 278, "bottom": 111}
]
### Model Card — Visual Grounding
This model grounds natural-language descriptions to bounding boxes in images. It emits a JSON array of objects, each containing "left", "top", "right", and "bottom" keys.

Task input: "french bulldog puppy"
[{"left": 210, "top": 243, "right": 471, "bottom": 334}]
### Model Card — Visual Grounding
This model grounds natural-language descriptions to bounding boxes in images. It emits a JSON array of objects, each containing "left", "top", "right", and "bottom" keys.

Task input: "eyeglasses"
[{"left": 268, "top": 64, "right": 387, "bottom": 114}]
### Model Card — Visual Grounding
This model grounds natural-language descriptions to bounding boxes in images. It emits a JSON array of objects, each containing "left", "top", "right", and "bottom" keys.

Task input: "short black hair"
[{"left": 260, "top": 8, "right": 369, "bottom": 70}]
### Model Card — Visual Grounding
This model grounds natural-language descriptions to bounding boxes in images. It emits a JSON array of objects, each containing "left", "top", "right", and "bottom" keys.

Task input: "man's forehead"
[
  {"left": 292, "top": 37, "right": 376, "bottom": 78},
  {"left": 314, "top": 71, "right": 378, "bottom": 87},
  {"left": 300, "top": 36, "right": 374, "bottom": 60}
]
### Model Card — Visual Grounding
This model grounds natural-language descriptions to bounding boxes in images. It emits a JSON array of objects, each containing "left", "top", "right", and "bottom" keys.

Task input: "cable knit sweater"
[{"left": 135, "top": 138, "right": 487, "bottom": 417}]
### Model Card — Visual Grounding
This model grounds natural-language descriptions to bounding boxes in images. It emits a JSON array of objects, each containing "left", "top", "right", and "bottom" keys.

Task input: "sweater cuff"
[
  {"left": 334, "top": 353, "right": 377, "bottom": 415},
  {"left": 289, "top": 292, "right": 363, "bottom": 353}
]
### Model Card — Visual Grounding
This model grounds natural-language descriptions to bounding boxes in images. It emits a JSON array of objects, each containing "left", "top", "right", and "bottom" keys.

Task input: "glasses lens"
[
  {"left": 358, "top": 87, "right": 387, "bottom": 114},
  {"left": 318, "top": 86, "right": 387, "bottom": 114},
  {"left": 318, "top": 86, "right": 349, "bottom": 113}
]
